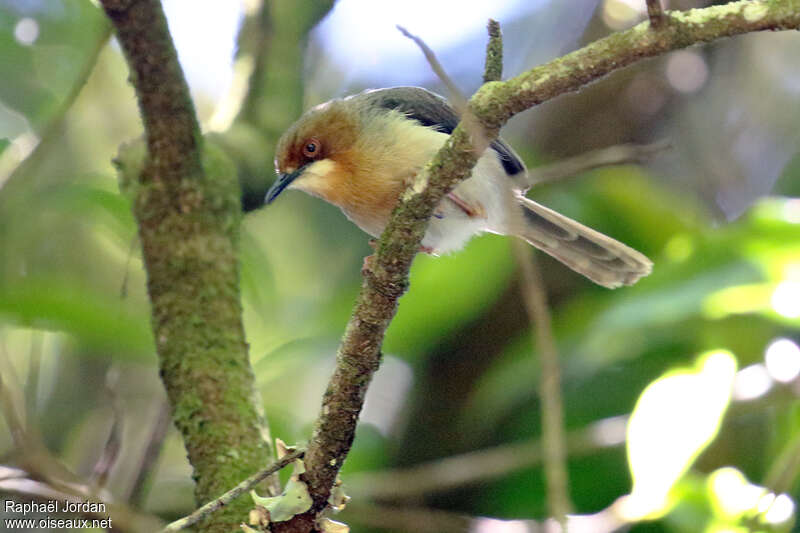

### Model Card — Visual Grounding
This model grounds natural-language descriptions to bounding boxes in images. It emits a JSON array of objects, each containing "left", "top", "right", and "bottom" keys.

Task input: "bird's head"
[
  {"left": 267, "top": 99, "right": 363, "bottom": 204},
  {"left": 267, "top": 89, "right": 448, "bottom": 209}
]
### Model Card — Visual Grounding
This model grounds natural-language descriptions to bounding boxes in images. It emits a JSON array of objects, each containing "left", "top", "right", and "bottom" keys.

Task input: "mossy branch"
[
  {"left": 100, "top": 1, "right": 272, "bottom": 531},
  {"left": 291, "top": 0, "right": 800, "bottom": 529}
]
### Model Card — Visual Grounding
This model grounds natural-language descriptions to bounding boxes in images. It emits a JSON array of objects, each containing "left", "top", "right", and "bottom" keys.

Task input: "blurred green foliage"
[{"left": 0, "top": 1, "right": 799, "bottom": 533}]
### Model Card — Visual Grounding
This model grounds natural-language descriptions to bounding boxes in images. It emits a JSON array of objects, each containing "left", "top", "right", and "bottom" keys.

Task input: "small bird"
[{"left": 267, "top": 86, "right": 652, "bottom": 288}]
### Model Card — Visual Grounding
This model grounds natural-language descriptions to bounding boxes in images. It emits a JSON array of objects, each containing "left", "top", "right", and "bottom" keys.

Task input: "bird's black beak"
[{"left": 265, "top": 165, "right": 306, "bottom": 204}]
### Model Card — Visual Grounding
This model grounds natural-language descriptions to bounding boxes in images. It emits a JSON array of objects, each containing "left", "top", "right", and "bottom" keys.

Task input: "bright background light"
[
  {"left": 159, "top": 0, "right": 601, "bottom": 112},
  {"left": 732, "top": 364, "right": 772, "bottom": 401},
  {"left": 622, "top": 350, "right": 737, "bottom": 520},
  {"left": 764, "top": 493, "right": 796, "bottom": 525},
  {"left": 666, "top": 50, "right": 709, "bottom": 94},
  {"left": 13, "top": 17, "right": 39, "bottom": 46},
  {"left": 771, "top": 281, "right": 800, "bottom": 318},
  {"left": 470, "top": 517, "right": 529, "bottom": 533},
  {"left": 709, "top": 467, "right": 763, "bottom": 519},
  {"left": 764, "top": 337, "right": 800, "bottom": 383},
  {"left": 316, "top": 0, "right": 526, "bottom": 66},
  {"left": 162, "top": 0, "right": 243, "bottom": 103}
]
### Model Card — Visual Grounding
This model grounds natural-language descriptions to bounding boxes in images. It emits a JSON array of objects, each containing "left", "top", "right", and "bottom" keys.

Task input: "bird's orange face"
[
  {"left": 268, "top": 102, "right": 361, "bottom": 204},
  {"left": 267, "top": 95, "right": 445, "bottom": 236}
]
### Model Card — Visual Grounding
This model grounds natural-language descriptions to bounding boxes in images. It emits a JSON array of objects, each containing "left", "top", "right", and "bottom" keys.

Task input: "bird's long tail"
[{"left": 512, "top": 196, "right": 652, "bottom": 288}]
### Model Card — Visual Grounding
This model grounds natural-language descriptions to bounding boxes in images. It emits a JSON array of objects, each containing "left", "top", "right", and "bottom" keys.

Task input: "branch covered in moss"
[
  {"left": 100, "top": 1, "right": 272, "bottom": 531},
  {"left": 290, "top": 0, "right": 800, "bottom": 529},
  {"left": 469, "top": 0, "right": 800, "bottom": 128}
]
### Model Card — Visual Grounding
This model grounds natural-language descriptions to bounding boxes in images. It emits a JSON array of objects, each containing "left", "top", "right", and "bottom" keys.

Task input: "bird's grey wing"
[{"left": 360, "top": 87, "right": 526, "bottom": 180}]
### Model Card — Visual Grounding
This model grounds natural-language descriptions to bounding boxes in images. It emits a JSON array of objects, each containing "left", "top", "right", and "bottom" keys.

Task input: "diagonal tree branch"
[
  {"left": 288, "top": 1, "right": 800, "bottom": 530},
  {"left": 528, "top": 140, "right": 671, "bottom": 185},
  {"left": 346, "top": 425, "right": 609, "bottom": 500},
  {"left": 469, "top": 1, "right": 800, "bottom": 126}
]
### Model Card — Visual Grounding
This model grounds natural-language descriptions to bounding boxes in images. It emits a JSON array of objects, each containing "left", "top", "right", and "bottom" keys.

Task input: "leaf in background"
[
  {"left": 620, "top": 350, "right": 737, "bottom": 521},
  {"left": 254, "top": 336, "right": 338, "bottom": 435},
  {"left": 0, "top": 0, "right": 108, "bottom": 132},
  {"left": 562, "top": 196, "right": 800, "bottom": 373},
  {"left": 40, "top": 183, "right": 135, "bottom": 241},
  {"left": 0, "top": 278, "right": 153, "bottom": 357},
  {"left": 383, "top": 234, "right": 514, "bottom": 359},
  {"left": 240, "top": 227, "right": 278, "bottom": 321}
]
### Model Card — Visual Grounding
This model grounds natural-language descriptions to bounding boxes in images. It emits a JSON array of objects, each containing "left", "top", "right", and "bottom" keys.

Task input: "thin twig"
[
  {"left": 1, "top": 347, "right": 95, "bottom": 490},
  {"left": 346, "top": 501, "right": 627, "bottom": 533},
  {"left": 527, "top": 139, "right": 671, "bottom": 185},
  {"left": 397, "top": 25, "right": 468, "bottom": 113},
  {"left": 90, "top": 368, "right": 124, "bottom": 490},
  {"left": 343, "top": 502, "right": 472, "bottom": 533},
  {"left": 514, "top": 240, "right": 573, "bottom": 524},
  {"left": 348, "top": 426, "right": 608, "bottom": 500},
  {"left": 646, "top": 0, "right": 666, "bottom": 29},
  {"left": 24, "top": 333, "right": 43, "bottom": 417},
  {"left": 763, "top": 432, "right": 800, "bottom": 495},
  {"left": 120, "top": 235, "right": 138, "bottom": 299},
  {"left": 483, "top": 19, "right": 503, "bottom": 83},
  {"left": 161, "top": 448, "right": 305, "bottom": 533},
  {"left": 0, "top": 471, "right": 165, "bottom": 533},
  {"left": 501, "top": 138, "right": 573, "bottom": 524},
  {"left": 0, "top": 343, "right": 30, "bottom": 449},
  {"left": 397, "top": 26, "right": 491, "bottom": 169},
  {"left": 0, "top": 371, "right": 27, "bottom": 449},
  {"left": 127, "top": 400, "right": 172, "bottom": 506}
]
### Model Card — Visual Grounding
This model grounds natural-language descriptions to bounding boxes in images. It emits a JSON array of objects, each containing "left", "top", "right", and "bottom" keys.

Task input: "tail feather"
[{"left": 514, "top": 196, "right": 652, "bottom": 288}]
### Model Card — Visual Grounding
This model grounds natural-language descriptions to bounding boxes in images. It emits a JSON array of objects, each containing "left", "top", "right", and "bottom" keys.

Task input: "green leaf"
[
  {"left": 384, "top": 234, "right": 515, "bottom": 358},
  {"left": 622, "top": 350, "right": 737, "bottom": 520},
  {"left": 0, "top": 0, "right": 108, "bottom": 132},
  {"left": 0, "top": 278, "right": 153, "bottom": 357}
]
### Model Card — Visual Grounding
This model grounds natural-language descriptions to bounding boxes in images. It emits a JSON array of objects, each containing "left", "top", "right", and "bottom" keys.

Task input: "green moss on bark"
[{"left": 115, "top": 140, "right": 270, "bottom": 531}]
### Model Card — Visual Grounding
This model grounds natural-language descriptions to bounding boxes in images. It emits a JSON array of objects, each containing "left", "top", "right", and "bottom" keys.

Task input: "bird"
[{"left": 266, "top": 86, "right": 652, "bottom": 288}]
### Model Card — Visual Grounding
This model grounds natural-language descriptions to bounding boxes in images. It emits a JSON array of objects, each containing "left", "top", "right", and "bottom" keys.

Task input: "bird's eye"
[{"left": 302, "top": 138, "right": 321, "bottom": 159}]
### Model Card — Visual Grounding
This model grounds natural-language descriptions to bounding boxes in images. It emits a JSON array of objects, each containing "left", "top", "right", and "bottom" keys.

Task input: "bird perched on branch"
[{"left": 267, "top": 86, "right": 652, "bottom": 288}]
